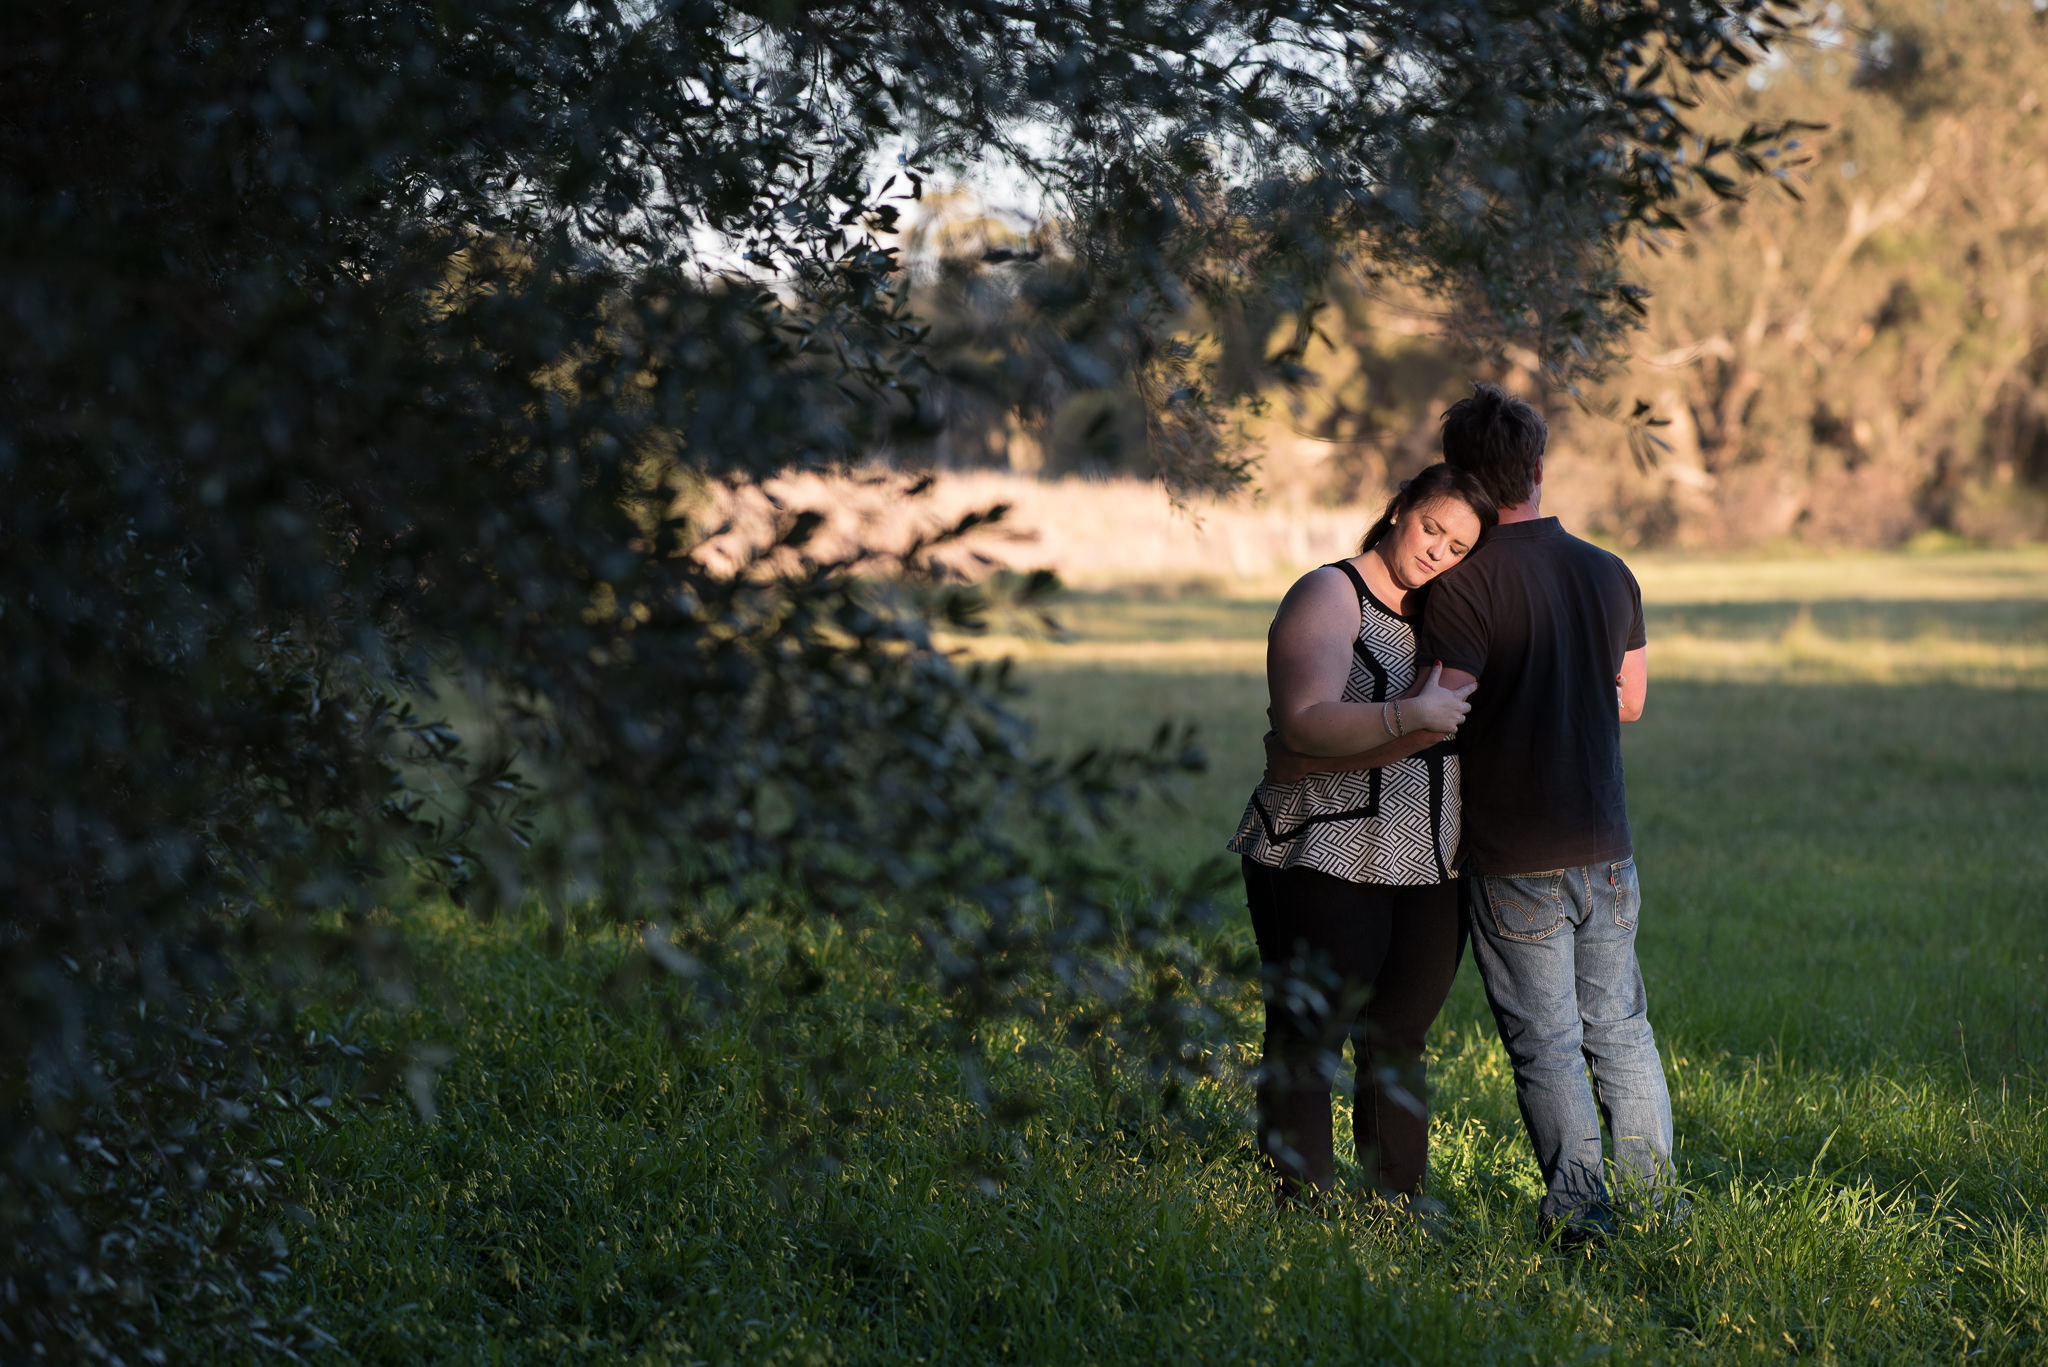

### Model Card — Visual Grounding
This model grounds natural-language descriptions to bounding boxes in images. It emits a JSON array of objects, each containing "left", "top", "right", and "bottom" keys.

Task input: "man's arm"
[
  {"left": 1617, "top": 558, "right": 1648, "bottom": 722},
  {"left": 1618, "top": 646, "right": 1648, "bottom": 722}
]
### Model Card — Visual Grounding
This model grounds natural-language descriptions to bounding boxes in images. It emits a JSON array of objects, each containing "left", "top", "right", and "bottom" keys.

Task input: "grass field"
[{"left": 270, "top": 546, "right": 2048, "bottom": 1365}]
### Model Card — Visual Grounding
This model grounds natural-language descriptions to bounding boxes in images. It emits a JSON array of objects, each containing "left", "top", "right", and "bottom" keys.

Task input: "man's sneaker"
[{"left": 1538, "top": 1206, "right": 1614, "bottom": 1251}]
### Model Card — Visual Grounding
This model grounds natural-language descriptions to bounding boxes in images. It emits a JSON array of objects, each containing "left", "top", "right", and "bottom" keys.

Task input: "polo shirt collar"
[{"left": 1487, "top": 517, "right": 1562, "bottom": 540}]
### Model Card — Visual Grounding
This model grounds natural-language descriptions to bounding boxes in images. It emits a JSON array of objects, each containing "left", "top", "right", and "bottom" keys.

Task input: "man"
[{"left": 1419, "top": 383, "right": 1673, "bottom": 1243}]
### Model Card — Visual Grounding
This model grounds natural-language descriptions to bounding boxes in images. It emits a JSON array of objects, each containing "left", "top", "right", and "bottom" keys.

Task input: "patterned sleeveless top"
[{"left": 1227, "top": 560, "right": 1461, "bottom": 885}]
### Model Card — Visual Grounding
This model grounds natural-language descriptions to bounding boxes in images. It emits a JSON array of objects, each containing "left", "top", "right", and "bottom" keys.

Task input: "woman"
[{"left": 1227, "top": 462, "right": 1496, "bottom": 1205}]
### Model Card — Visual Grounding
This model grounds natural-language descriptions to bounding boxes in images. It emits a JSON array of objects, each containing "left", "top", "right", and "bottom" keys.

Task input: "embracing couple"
[{"left": 1228, "top": 383, "right": 1670, "bottom": 1244}]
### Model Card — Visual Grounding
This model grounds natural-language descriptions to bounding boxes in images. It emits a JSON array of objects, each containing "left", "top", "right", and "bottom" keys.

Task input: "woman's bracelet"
[{"left": 1384, "top": 698, "right": 1405, "bottom": 738}]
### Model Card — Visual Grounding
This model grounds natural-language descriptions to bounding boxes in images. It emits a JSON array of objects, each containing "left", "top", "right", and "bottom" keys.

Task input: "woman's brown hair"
[{"left": 1357, "top": 462, "right": 1499, "bottom": 554}]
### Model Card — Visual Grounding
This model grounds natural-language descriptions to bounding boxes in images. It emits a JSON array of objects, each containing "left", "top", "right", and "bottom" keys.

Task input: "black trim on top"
[
  {"left": 1330, "top": 561, "right": 1395, "bottom": 703},
  {"left": 1250, "top": 790, "right": 1382, "bottom": 846},
  {"left": 1326, "top": 558, "right": 1409, "bottom": 623},
  {"left": 1426, "top": 751, "right": 1449, "bottom": 882},
  {"left": 1333, "top": 567, "right": 1395, "bottom": 821},
  {"left": 1352, "top": 639, "right": 1389, "bottom": 701}
]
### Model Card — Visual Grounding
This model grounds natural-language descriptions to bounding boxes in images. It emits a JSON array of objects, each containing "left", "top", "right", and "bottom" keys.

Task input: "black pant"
[{"left": 1243, "top": 857, "right": 1462, "bottom": 1199}]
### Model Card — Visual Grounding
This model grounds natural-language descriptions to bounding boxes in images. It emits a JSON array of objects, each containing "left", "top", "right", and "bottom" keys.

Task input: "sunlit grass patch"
[
  {"left": 969, "top": 545, "right": 2048, "bottom": 686},
  {"left": 1630, "top": 545, "right": 2048, "bottom": 607},
  {"left": 1652, "top": 604, "right": 2048, "bottom": 687}
]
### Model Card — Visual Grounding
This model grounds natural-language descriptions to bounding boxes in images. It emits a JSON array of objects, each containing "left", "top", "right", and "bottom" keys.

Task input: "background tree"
[
  {"left": 984, "top": 0, "right": 2047, "bottom": 549},
  {"left": 0, "top": 1, "right": 1803, "bottom": 1356},
  {"left": 1587, "top": 0, "right": 2048, "bottom": 546}
]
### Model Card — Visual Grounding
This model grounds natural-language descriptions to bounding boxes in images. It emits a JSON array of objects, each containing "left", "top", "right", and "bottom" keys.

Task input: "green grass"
[{"left": 269, "top": 549, "right": 2048, "bottom": 1365}]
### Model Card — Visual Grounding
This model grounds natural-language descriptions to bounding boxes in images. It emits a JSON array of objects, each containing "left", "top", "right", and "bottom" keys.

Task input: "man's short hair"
[{"left": 1440, "top": 384, "right": 1547, "bottom": 509}]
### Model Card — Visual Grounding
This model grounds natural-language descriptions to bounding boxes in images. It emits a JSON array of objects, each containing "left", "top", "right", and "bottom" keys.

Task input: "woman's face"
[{"left": 1382, "top": 496, "right": 1483, "bottom": 590}]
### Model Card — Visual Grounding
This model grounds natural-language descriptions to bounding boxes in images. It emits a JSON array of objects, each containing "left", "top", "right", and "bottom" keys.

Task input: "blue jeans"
[{"left": 1466, "top": 858, "right": 1675, "bottom": 1225}]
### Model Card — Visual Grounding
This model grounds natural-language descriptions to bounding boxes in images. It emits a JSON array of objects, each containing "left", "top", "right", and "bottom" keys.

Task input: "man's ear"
[{"left": 1531, "top": 458, "right": 1543, "bottom": 490}]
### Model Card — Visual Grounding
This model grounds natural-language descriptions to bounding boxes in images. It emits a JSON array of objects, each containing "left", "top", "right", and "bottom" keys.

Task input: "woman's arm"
[
  {"left": 1267, "top": 568, "right": 1474, "bottom": 757},
  {"left": 1263, "top": 654, "right": 1461, "bottom": 782},
  {"left": 1263, "top": 727, "right": 1446, "bottom": 785}
]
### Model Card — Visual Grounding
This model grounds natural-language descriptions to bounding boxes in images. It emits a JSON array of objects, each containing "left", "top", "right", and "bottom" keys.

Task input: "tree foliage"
[
  {"left": 1053, "top": 2, "right": 2048, "bottom": 549},
  {"left": 0, "top": 0, "right": 1802, "bottom": 1355}
]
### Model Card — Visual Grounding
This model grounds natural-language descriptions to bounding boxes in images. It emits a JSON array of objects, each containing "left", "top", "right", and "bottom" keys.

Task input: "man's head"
[{"left": 1440, "top": 384, "right": 1547, "bottom": 510}]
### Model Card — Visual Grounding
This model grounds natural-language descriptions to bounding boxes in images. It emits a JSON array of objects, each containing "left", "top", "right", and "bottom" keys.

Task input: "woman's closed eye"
[{"left": 1422, "top": 517, "right": 1471, "bottom": 558}]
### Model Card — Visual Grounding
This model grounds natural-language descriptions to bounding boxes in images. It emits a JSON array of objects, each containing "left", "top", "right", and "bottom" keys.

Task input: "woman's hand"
[{"left": 1405, "top": 661, "right": 1476, "bottom": 735}]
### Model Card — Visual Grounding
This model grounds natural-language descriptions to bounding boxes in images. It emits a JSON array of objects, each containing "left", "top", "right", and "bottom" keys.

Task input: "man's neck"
[{"left": 1494, "top": 489, "right": 1544, "bottom": 524}]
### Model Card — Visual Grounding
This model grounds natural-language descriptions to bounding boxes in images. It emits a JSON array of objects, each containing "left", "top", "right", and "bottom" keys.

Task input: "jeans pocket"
[
  {"left": 1482, "top": 871, "right": 1570, "bottom": 943},
  {"left": 1609, "top": 857, "right": 1640, "bottom": 930}
]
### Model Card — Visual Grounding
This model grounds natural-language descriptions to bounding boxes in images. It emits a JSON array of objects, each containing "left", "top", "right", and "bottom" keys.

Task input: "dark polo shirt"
[{"left": 1416, "top": 517, "right": 1646, "bottom": 876}]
